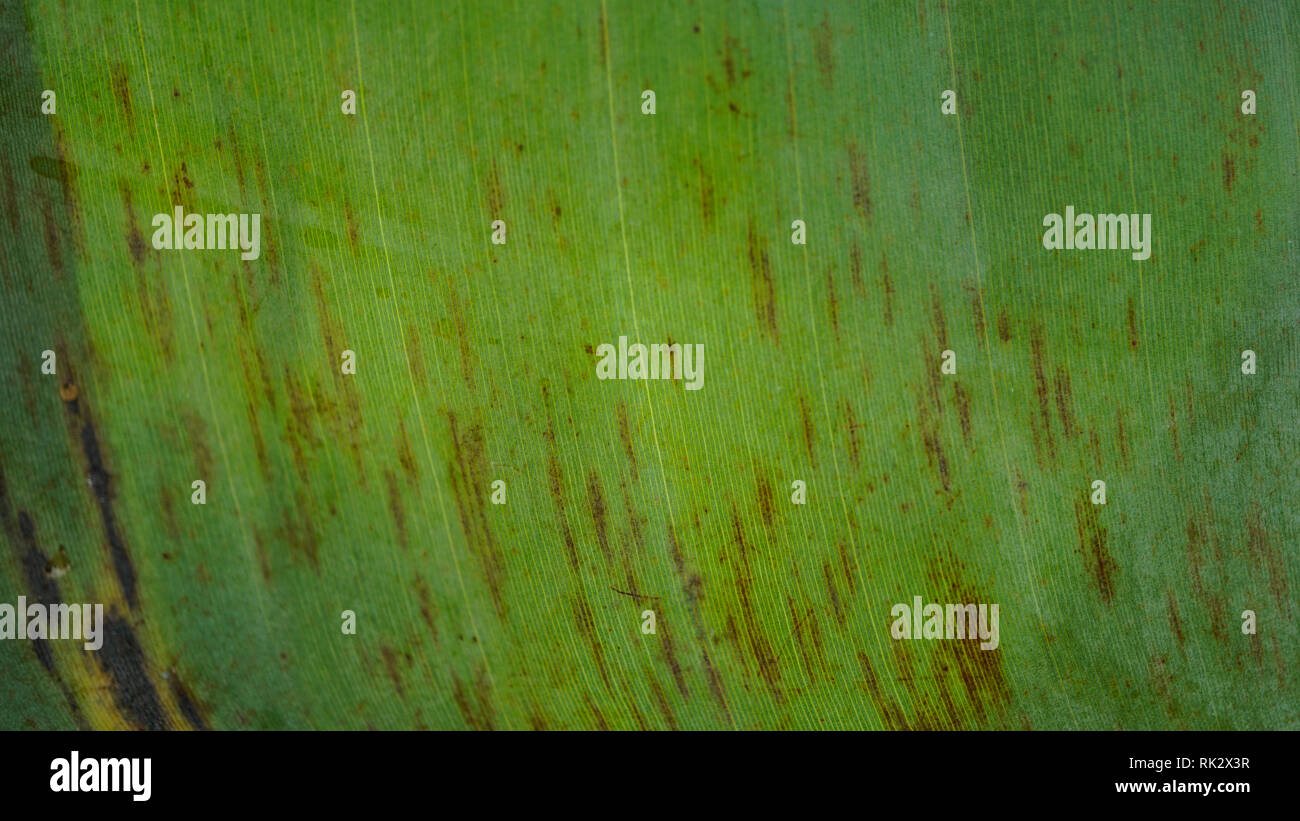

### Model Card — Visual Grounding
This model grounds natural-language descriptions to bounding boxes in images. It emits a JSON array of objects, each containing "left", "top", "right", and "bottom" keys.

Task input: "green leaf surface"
[{"left": 0, "top": 0, "right": 1296, "bottom": 730}]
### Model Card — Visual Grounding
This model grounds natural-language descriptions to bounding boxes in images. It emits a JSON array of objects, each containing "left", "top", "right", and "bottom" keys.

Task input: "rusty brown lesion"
[
  {"left": 447, "top": 412, "right": 507, "bottom": 618},
  {"left": 844, "top": 400, "right": 862, "bottom": 467},
  {"left": 746, "top": 220, "right": 780, "bottom": 343},
  {"left": 849, "top": 241, "right": 865, "bottom": 296},
  {"left": 1074, "top": 498, "right": 1116, "bottom": 603},
  {"left": 451, "top": 668, "right": 496, "bottom": 730},
  {"left": 1029, "top": 324, "right": 1056, "bottom": 463},
  {"left": 813, "top": 11, "right": 834, "bottom": 89},
  {"left": 953, "top": 381, "right": 973, "bottom": 443},
  {"left": 1126, "top": 296, "right": 1139, "bottom": 350},
  {"left": 858, "top": 652, "right": 909, "bottom": 729},
  {"left": 847, "top": 143, "right": 872, "bottom": 219},
  {"left": 615, "top": 401, "right": 638, "bottom": 481},
  {"left": 586, "top": 470, "right": 612, "bottom": 563},
  {"left": 965, "top": 282, "right": 986, "bottom": 347},
  {"left": 756, "top": 469, "right": 774, "bottom": 528},
  {"left": 729, "top": 508, "right": 784, "bottom": 703},
  {"left": 1053, "top": 365, "right": 1076, "bottom": 440},
  {"left": 646, "top": 672, "right": 680, "bottom": 730},
  {"left": 110, "top": 62, "right": 134, "bottom": 134},
  {"left": 798, "top": 391, "right": 816, "bottom": 468},
  {"left": 929, "top": 284, "right": 949, "bottom": 351},
  {"left": 544, "top": 425, "right": 579, "bottom": 571},
  {"left": 570, "top": 594, "right": 612, "bottom": 691},
  {"left": 881, "top": 254, "right": 894, "bottom": 327},
  {"left": 826, "top": 267, "right": 840, "bottom": 340}
]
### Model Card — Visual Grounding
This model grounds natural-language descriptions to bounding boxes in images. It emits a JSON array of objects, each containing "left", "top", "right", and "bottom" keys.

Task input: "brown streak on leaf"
[{"left": 1074, "top": 498, "right": 1115, "bottom": 602}]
